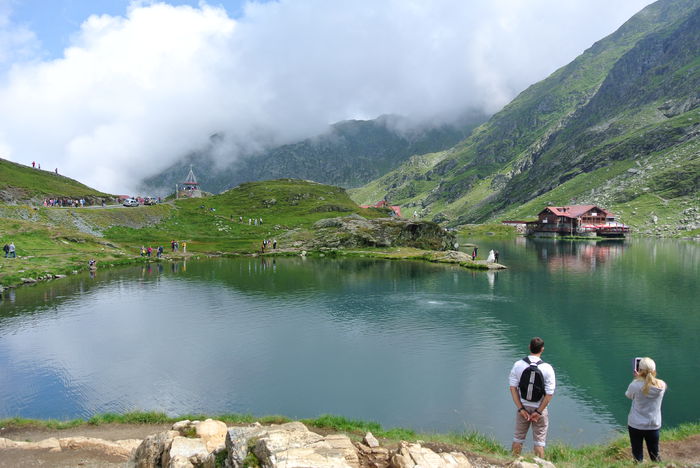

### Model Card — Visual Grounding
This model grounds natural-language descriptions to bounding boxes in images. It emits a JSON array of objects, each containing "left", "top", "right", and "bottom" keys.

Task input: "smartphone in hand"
[{"left": 634, "top": 357, "right": 642, "bottom": 373}]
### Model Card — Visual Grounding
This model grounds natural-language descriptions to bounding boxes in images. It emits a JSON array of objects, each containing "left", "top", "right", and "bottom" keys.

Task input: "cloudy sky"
[{"left": 0, "top": 0, "right": 655, "bottom": 193}]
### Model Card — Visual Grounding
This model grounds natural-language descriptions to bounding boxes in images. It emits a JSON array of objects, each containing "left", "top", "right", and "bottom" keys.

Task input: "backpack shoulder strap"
[{"left": 523, "top": 357, "right": 531, "bottom": 364}]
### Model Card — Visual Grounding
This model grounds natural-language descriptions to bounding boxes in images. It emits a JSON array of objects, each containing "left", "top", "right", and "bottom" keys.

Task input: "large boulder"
[
  {"left": 195, "top": 419, "right": 228, "bottom": 452},
  {"left": 311, "top": 216, "right": 456, "bottom": 250},
  {"left": 390, "top": 442, "right": 472, "bottom": 468},
  {"left": 132, "top": 430, "right": 179, "bottom": 468},
  {"left": 226, "top": 422, "right": 359, "bottom": 468}
]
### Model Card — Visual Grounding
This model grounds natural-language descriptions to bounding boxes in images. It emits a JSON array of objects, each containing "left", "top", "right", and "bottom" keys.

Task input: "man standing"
[
  {"left": 508, "top": 337, "right": 555, "bottom": 458},
  {"left": 8, "top": 242, "right": 16, "bottom": 258}
]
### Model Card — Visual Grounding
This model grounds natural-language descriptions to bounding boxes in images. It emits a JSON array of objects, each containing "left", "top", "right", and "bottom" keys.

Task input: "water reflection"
[
  {"left": 0, "top": 239, "right": 698, "bottom": 448},
  {"left": 528, "top": 239, "right": 626, "bottom": 273}
]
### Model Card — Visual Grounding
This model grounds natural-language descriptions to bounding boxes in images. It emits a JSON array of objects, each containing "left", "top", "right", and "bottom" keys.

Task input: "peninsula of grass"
[
  {"left": 1, "top": 178, "right": 497, "bottom": 288},
  {"left": 1, "top": 412, "right": 698, "bottom": 467}
]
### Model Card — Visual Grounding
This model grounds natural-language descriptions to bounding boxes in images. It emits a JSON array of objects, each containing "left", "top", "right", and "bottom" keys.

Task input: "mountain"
[
  {"left": 140, "top": 113, "right": 487, "bottom": 195},
  {"left": 351, "top": 0, "right": 700, "bottom": 235}
]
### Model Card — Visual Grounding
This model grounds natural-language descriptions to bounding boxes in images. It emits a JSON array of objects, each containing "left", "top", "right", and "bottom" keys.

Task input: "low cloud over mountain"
[{"left": 0, "top": 0, "right": 652, "bottom": 193}]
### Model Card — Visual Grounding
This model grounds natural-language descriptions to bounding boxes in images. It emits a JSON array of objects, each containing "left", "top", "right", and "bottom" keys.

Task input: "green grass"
[
  {"left": 458, "top": 223, "right": 518, "bottom": 239},
  {"left": 0, "top": 158, "right": 111, "bottom": 200},
  {"left": 0, "top": 179, "right": 396, "bottom": 287}
]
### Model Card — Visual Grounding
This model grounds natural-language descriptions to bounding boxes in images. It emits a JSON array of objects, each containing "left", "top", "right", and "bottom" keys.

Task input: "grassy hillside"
[
  {"left": 105, "top": 179, "right": 386, "bottom": 253},
  {"left": 350, "top": 0, "right": 700, "bottom": 237},
  {"left": 0, "top": 158, "right": 111, "bottom": 202},
  {"left": 0, "top": 179, "right": 387, "bottom": 286}
]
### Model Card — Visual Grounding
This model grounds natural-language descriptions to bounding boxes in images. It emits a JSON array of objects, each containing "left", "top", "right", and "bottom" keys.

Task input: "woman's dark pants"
[{"left": 628, "top": 426, "right": 660, "bottom": 462}]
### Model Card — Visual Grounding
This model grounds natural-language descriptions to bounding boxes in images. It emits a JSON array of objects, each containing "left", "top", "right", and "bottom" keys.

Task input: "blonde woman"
[{"left": 625, "top": 357, "right": 666, "bottom": 462}]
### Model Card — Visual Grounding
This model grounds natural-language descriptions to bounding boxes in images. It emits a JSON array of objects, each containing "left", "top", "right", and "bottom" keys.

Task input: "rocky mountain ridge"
[
  {"left": 350, "top": 0, "right": 700, "bottom": 237},
  {"left": 141, "top": 113, "right": 487, "bottom": 196}
]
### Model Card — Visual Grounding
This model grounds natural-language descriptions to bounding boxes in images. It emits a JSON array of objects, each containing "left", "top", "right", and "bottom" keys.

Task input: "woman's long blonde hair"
[{"left": 637, "top": 357, "right": 663, "bottom": 395}]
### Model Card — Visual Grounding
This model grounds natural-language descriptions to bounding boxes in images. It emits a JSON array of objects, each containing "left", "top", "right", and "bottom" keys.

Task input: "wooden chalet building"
[{"left": 526, "top": 205, "right": 629, "bottom": 238}]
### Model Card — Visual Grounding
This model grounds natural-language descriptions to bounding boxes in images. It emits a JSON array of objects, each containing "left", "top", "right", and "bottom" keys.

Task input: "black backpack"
[
  {"left": 2, "top": 244, "right": 8, "bottom": 253},
  {"left": 518, "top": 357, "right": 545, "bottom": 402}
]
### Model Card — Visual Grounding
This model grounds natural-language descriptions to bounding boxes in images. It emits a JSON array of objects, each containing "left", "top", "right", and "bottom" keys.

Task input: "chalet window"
[{"left": 591, "top": 212, "right": 597, "bottom": 216}]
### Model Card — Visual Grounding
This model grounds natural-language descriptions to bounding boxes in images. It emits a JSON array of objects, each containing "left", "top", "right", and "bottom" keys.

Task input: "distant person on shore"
[
  {"left": 471, "top": 247, "right": 477, "bottom": 261},
  {"left": 140, "top": 246, "right": 146, "bottom": 257},
  {"left": 147, "top": 246, "right": 152, "bottom": 257},
  {"left": 487, "top": 249, "right": 495, "bottom": 263},
  {"left": 7, "top": 242, "right": 16, "bottom": 258},
  {"left": 182, "top": 241, "right": 187, "bottom": 253},
  {"left": 626, "top": 357, "right": 666, "bottom": 463},
  {"left": 55, "top": 168, "right": 58, "bottom": 174},
  {"left": 32, "top": 161, "right": 35, "bottom": 168},
  {"left": 509, "top": 337, "right": 556, "bottom": 458},
  {"left": 157, "top": 246, "right": 163, "bottom": 258},
  {"left": 2, "top": 243, "right": 9, "bottom": 258},
  {"left": 273, "top": 239, "right": 277, "bottom": 249},
  {"left": 495, "top": 250, "right": 500, "bottom": 263}
]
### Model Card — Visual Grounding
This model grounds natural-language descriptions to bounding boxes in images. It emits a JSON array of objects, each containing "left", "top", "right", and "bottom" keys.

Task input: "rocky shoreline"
[{"left": 0, "top": 418, "right": 549, "bottom": 468}]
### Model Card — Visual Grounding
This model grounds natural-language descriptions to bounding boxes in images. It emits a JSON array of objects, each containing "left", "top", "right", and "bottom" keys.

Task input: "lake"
[{"left": 0, "top": 237, "right": 698, "bottom": 446}]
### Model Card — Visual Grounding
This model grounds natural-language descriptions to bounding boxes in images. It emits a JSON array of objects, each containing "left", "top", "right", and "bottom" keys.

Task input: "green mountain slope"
[
  {"left": 0, "top": 158, "right": 111, "bottom": 203},
  {"left": 351, "top": 0, "right": 700, "bottom": 236},
  {"left": 141, "top": 113, "right": 487, "bottom": 195}
]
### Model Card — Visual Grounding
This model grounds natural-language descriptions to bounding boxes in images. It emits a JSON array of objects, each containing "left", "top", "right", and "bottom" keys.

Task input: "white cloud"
[
  {"left": 0, "top": 0, "right": 654, "bottom": 193},
  {"left": 0, "top": 0, "right": 39, "bottom": 66}
]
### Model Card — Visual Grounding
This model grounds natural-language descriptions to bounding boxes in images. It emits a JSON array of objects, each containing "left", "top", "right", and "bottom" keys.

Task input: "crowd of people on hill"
[
  {"left": 30, "top": 161, "right": 60, "bottom": 174},
  {"left": 43, "top": 198, "right": 89, "bottom": 207}
]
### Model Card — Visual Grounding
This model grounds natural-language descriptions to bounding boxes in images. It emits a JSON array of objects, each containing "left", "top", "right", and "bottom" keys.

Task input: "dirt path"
[{"left": 1, "top": 423, "right": 700, "bottom": 467}]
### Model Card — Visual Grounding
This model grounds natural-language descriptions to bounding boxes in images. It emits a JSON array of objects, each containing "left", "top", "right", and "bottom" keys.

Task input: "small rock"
[{"left": 364, "top": 432, "right": 380, "bottom": 448}]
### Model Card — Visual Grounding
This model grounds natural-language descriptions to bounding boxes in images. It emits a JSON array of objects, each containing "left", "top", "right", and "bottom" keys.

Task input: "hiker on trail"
[
  {"left": 7, "top": 242, "right": 16, "bottom": 258},
  {"left": 239, "top": 216, "right": 243, "bottom": 223},
  {"left": 508, "top": 337, "right": 556, "bottom": 458},
  {"left": 248, "top": 218, "right": 252, "bottom": 225},
  {"left": 32, "top": 161, "right": 35, "bottom": 168},
  {"left": 2, "top": 243, "right": 9, "bottom": 258},
  {"left": 157, "top": 246, "right": 163, "bottom": 258},
  {"left": 626, "top": 357, "right": 666, "bottom": 463},
  {"left": 55, "top": 168, "right": 58, "bottom": 174}
]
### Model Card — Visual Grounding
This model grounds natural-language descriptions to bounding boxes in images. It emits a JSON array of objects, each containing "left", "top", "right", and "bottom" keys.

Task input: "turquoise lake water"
[{"left": 0, "top": 237, "right": 698, "bottom": 446}]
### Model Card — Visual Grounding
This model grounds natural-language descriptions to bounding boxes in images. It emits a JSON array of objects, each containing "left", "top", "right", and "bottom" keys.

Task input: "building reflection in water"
[{"left": 529, "top": 239, "right": 626, "bottom": 273}]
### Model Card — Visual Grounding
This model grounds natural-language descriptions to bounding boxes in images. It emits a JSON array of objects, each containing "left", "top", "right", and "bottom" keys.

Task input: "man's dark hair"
[{"left": 530, "top": 337, "right": 544, "bottom": 354}]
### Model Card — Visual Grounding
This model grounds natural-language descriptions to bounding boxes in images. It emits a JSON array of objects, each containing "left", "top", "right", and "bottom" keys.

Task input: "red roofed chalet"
[{"left": 527, "top": 205, "right": 629, "bottom": 237}]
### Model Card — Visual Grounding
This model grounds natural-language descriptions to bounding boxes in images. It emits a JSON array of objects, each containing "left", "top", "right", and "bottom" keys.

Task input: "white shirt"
[{"left": 509, "top": 355, "right": 556, "bottom": 408}]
